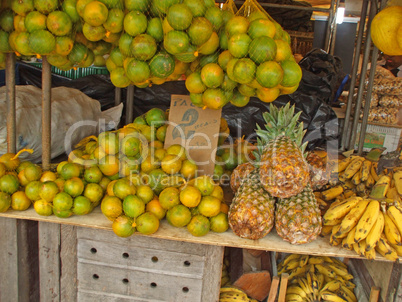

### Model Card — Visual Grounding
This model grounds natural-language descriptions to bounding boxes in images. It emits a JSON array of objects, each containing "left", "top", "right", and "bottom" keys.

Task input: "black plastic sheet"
[{"left": 16, "top": 49, "right": 342, "bottom": 150}]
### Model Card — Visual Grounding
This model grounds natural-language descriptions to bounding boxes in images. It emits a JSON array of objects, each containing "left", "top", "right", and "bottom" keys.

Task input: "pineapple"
[
  {"left": 228, "top": 169, "right": 275, "bottom": 240},
  {"left": 256, "top": 103, "right": 309, "bottom": 198},
  {"left": 275, "top": 184, "right": 322, "bottom": 244},
  {"left": 230, "top": 162, "right": 255, "bottom": 192}
]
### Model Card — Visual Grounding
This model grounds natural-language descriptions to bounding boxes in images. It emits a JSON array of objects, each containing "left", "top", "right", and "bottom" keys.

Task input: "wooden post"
[
  {"left": 126, "top": 85, "right": 134, "bottom": 125},
  {"left": 278, "top": 273, "right": 289, "bottom": 302},
  {"left": 267, "top": 276, "right": 280, "bottom": 302},
  {"left": 41, "top": 56, "right": 51, "bottom": 170},
  {"left": 369, "top": 287, "right": 380, "bottom": 302}
]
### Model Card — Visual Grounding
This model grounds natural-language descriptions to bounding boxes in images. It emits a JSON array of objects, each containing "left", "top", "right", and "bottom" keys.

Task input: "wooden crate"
[{"left": 39, "top": 224, "right": 224, "bottom": 302}]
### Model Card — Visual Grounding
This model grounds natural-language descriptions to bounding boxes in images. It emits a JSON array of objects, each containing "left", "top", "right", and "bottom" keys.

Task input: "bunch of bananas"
[
  {"left": 219, "top": 287, "right": 258, "bottom": 302},
  {"left": 278, "top": 254, "right": 357, "bottom": 302},
  {"left": 221, "top": 256, "right": 231, "bottom": 287},
  {"left": 322, "top": 194, "right": 402, "bottom": 261}
]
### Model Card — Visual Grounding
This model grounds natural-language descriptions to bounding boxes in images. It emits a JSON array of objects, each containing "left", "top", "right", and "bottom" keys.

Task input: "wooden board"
[{"left": 0, "top": 208, "right": 400, "bottom": 262}]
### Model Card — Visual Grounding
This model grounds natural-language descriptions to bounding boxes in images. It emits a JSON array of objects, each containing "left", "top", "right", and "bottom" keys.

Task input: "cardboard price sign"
[{"left": 164, "top": 95, "right": 222, "bottom": 176}]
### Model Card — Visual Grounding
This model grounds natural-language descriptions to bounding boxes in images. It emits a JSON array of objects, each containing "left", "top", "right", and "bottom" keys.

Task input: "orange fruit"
[
  {"left": 28, "top": 29, "right": 56, "bottom": 55},
  {"left": 198, "top": 31, "right": 219, "bottom": 55},
  {"left": 98, "top": 155, "right": 120, "bottom": 176},
  {"left": 62, "top": 0, "right": 80, "bottom": 23},
  {"left": 189, "top": 93, "right": 204, "bottom": 107},
  {"left": 248, "top": 18, "right": 276, "bottom": 39},
  {"left": 159, "top": 186, "right": 180, "bottom": 210},
  {"left": 124, "top": 0, "right": 149, "bottom": 12},
  {"left": 83, "top": 1, "right": 108, "bottom": 27},
  {"left": 218, "top": 50, "right": 233, "bottom": 71},
  {"left": 24, "top": 11, "right": 46, "bottom": 33},
  {"left": 123, "top": 194, "right": 145, "bottom": 218},
  {"left": 156, "top": 125, "right": 167, "bottom": 142},
  {"left": 166, "top": 204, "right": 192, "bottom": 227},
  {"left": 60, "top": 162, "right": 81, "bottom": 180},
  {"left": 247, "top": 11, "right": 268, "bottom": 22},
  {"left": 39, "top": 181, "right": 59, "bottom": 202},
  {"left": 248, "top": 36, "right": 277, "bottom": 64},
  {"left": 180, "top": 185, "right": 201, "bottom": 207},
  {"left": 113, "top": 178, "right": 136, "bottom": 200},
  {"left": 161, "top": 154, "right": 182, "bottom": 175},
  {"left": 280, "top": 83, "right": 299, "bottom": 95},
  {"left": 123, "top": 10, "right": 147, "bottom": 37},
  {"left": 194, "top": 175, "right": 215, "bottom": 196},
  {"left": 202, "top": 88, "right": 228, "bottom": 110},
  {"left": 225, "top": 16, "right": 249, "bottom": 37},
  {"left": 68, "top": 42, "right": 89, "bottom": 64},
  {"left": 17, "top": 170, "right": 29, "bottom": 187},
  {"left": 64, "top": 177, "right": 85, "bottom": 197},
  {"left": 230, "top": 90, "right": 250, "bottom": 107},
  {"left": 84, "top": 165, "right": 103, "bottom": 183},
  {"left": 53, "top": 192, "right": 73, "bottom": 211},
  {"left": 220, "top": 203, "right": 229, "bottom": 215},
  {"left": 73, "top": 196, "right": 93, "bottom": 215},
  {"left": 11, "top": 191, "right": 31, "bottom": 211},
  {"left": 185, "top": 71, "right": 206, "bottom": 94},
  {"left": 210, "top": 212, "right": 229, "bottom": 232},
  {"left": 256, "top": 87, "right": 281, "bottom": 103},
  {"left": 103, "top": 8, "right": 124, "bottom": 33},
  {"left": 167, "top": 3, "right": 193, "bottom": 31},
  {"left": 210, "top": 185, "right": 224, "bottom": 201},
  {"left": 11, "top": 0, "right": 34, "bottom": 16},
  {"left": 110, "top": 67, "right": 131, "bottom": 88},
  {"left": 238, "top": 84, "right": 256, "bottom": 97},
  {"left": 112, "top": 215, "right": 135, "bottom": 237},
  {"left": 120, "top": 135, "right": 141, "bottom": 157},
  {"left": 53, "top": 208, "right": 73, "bottom": 218},
  {"left": 146, "top": 198, "right": 166, "bottom": 220},
  {"left": 34, "top": 0, "right": 58, "bottom": 14},
  {"left": 135, "top": 212, "right": 160, "bottom": 235},
  {"left": 83, "top": 183, "right": 104, "bottom": 205},
  {"left": 163, "top": 30, "right": 189, "bottom": 55},
  {"left": 0, "top": 192, "right": 11, "bottom": 212},
  {"left": 101, "top": 195, "right": 123, "bottom": 220},
  {"left": 183, "top": 0, "right": 206, "bottom": 17},
  {"left": 180, "top": 159, "right": 197, "bottom": 179},
  {"left": 125, "top": 59, "right": 151, "bottom": 84},
  {"left": 131, "top": 33, "right": 157, "bottom": 61},
  {"left": 136, "top": 185, "right": 154, "bottom": 204},
  {"left": 280, "top": 60, "right": 302, "bottom": 87},
  {"left": 82, "top": 23, "right": 106, "bottom": 42},
  {"left": 99, "top": 176, "right": 111, "bottom": 191},
  {"left": 149, "top": 51, "right": 175, "bottom": 78},
  {"left": 204, "top": 6, "right": 223, "bottom": 31},
  {"left": 0, "top": 174, "right": 20, "bottom": 195},
  {"left": 24, "top": 164, "right": 42, "bottom": 182},
  {"left": 188, "top": 17, "right": 213, "bottom": 46},
  {"left": 25, "top": 180, "right": 41, "bottom": 201},
  {"left": 187, "top": 214, "right": 210, "bottom": 236},
  {"left": 275, "top": 39, "right": 292, "bottom": 62},
  {"left": 119, "top": 33, "right": 133, "bottom": 57},
  {"left": 201, "top": 63, "right": 224, "bottom": 89},
  {"left": 34, "top": 199, "right": 53, "bottom": 216},
  {"left": 166, "top": 144, "right": 187, "bottom": 161},
  {"left": 55, "top": 36, "right": 74, "bottom": 56},
  {"left": 256, "top": 61, "right": 283, "bottom": 88},
  {"left": 197, "top": 195, "right": 221, "bottom": 217},
  {"left": 228, "top": 33, "right": 251, "bottom": 58},
  {"left": 232, "top": 58, "right": 256, "bottom": 84},
  {"left": 46, "top": 11, "right": 73, "bottom": 36}
]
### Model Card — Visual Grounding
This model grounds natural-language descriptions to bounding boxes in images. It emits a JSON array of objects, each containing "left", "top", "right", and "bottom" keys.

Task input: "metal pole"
[
  {"left": 348, "top": 0, "right": 378, "bottom": 151},
  {"left": 42, "top": 56, "right": 51, "bottom": 170},
  {"left": 329, "top": 0, "right": 340, "bottom": 55},
  {"left": 125, "top": 85, "right": 134, "bottom": 125},
  {"left": 341, "top": 0, "right": 369, "bottom": 150},
  {"left": 324, "top": 0, "right": 336, "bottom": 52},
  {"left": 115, "top": 87, "right": 121, "bottom": 106},
  {"left": 6, "top": 53, "right": 16, "bottom": 153}
]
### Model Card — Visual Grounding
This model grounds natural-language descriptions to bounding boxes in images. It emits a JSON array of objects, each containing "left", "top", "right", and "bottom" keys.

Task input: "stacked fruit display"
[
  {"left": 228, "top": 103, "right": 322, "bottom": 245},
  {"left": 0, "top": 0, "right": 302, "bottom": 107},
  {"left": 278, "top": 254, "right": 357, "bottom": 302},
  {"left": 219, "top": 287, "right": 258, "bottom": 302}
]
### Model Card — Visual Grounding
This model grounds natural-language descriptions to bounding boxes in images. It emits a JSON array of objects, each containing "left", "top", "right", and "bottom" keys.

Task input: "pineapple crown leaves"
[{"left": 255, "top": 103, "right": 306, "bottom": 146}]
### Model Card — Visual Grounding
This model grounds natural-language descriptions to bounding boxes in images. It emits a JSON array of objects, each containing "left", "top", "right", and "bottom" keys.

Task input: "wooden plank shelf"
[{"left": 0, "top": 208, "right": 398, "bottom": 263}]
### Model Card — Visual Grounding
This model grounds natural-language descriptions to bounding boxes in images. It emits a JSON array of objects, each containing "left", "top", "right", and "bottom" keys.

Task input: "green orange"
[
  {"left": 167, "top": 3, "right": 193, "bottom": 31},
  {"left": 202, "top": 88, "right": 227, "bottom": 110},
  {"left": 248, "top": 18, "right": 276, "bottom": 39},
  {"left": 83, "top": 1, "right": 108, "bottom": 27},
  {"left": 0, "top": 174, "right": 19, "bottom": 195},
  {"left": 204, "top": 6, "right": 222, "bottom": 31},
  {"left": 135, "top": 212, "right": 159, "bottom": 235},
  {"left": 248, "top": 36, "right": 277, "bottom": 64},
  {"left": 256, "top": 60, "right": 283, "bottom": 88},
  {"left": 103, "top": 8, "right": 124, "bottom": 33},
  {"left": 0, "top": 192, "right": 11, "bottom": 212},
  {"left": 280, "top": 60, "right": 302, "bottom": 87},
  {"left": 201, "top": 63, "right": 224, "bottom": 88},
  {"left": 187, "top": 214, "right": 210, "bottom": 236},
  {"left": 112, "top": 215, "right": 135, "bottom": 237},
  {"left": 125, "top": 59, "right": 150, "bottom": 84},
  {"left": 124, "top": 10, "right": 147, "bottom": 36},
  {"left": 84, "top": 183, "right": 104, "bottom": 204},
  {"left": 188, "top": 17, "right": 212, "bottom": 46},
  {"left": 46, "top": 11, "right": 72, "bottom": 36},
  {"left": 110, "top": 67, "right": 131, "bottom": 88},
  {"left": 163, "top": 30, "right": 189, "bottom": 55},
  {"left": 123, "top": 194, "right": 145, "bottom": 218},
  {"left": 228, "top": 33, "right": 251, "bottom": 58},
  {"left": 73, "top": 196, "right": 93, "bottom": 215},
  {"left": 101, "top": 195, "right": 123, "bottom": 220},
  {"left": 24, "top": 11, "right": 46, "bottom": 33},
  {"left": 185, "top": 71, "right": 206, "bottom": 94},
  {"left": 225, "top": 16, "right": 249, "bottom": 37},
  {"left": 232, "top": 58, "right": 256, "bottom": 84},
  {"left": 166, "top": 204, "right": 191, "bottom": 227},
  {"left": 230, "top": 90, "right": 250, "bottom": 107},
  {"left": 53, "top": 192, "right": 73, "bottom": 211}
]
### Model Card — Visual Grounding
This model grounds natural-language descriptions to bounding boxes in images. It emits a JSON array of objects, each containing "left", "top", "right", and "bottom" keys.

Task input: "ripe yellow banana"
[
  {"left": 299, "top": 254, "right": 309, "bottom": 267},
  {"left": 327, "top": 264, "right": 353, "bottom": 281},
  {"left": 321, "top": 225, "right": 335, "bottom": 236},
  {"left": 315, "top": 264, "right": 337, "bottom": 279},
  {"left": 375, "top": 235, "right": 399, "bottom": 261},
  {"left": 330, "top": 234, "right": 342, "bottom": 246},
  {"left": 322, "top": 185, "right": 344, "bottom": 201},
  {"left": 364, "top": 246, "right": 377, "bottom": 260},
  {"left": 341, "top": 180, "right": 356, "bottom": 191},
  {"left": 315, "top": 272, "right": 325, "bottom": 293},
  {"left": 351, "top": 169, "right": 362, "bottom": 185},
  {"left": 332, "top": 157, "right": 353, "bottom": 173},
  {"left": 393, "top": 170, "right": 402, "bottom": 195},
  {"left": 387, "top": 205, "right": 402, "bottom": 236},
  {"left": 319, "top": 279, "right": 342, "bottom": 292},
  {"left": 278, "top": 258, "right": 301, "bottom": 275},
  {"left": 344, "top": 157, "right": 364, "bottom": 179},
  {"left": 331, "top": 257, "right": 348, "bottom": 270},
  {"left": 297, "top": 277, "right": 313, "bottom": 295},
  {"left": 342, "top": 225, "right": 357, "bottom": 250},
  {"left": 340, "top": 285, "right": 358, "bottom": 302},
  {"left": 288, "top": 264, "right": 309, "bottom": 280},
  {"left": 285, "top": 294, "right": 305, "bottom": 302},
  {"left": 360, "top": 160, "right": 372, "bottom": 182},
  {"left": 320, "top": 291, "right": 348, "bottom": 302},
  {"left": 352, "top": 242, "right": 361, "bottom": 256},
  {"left": 343, "top": 190, "right": 356, "bottom": 199},
  {"left": 383, "top": 211, "right": 402, "bottom": 247},
  {"left": 286, "top": 286, "right": 308, "bottom": 298},
  {"left": 336, "top": 199, "right": 370, "bottom": 237},
  {"left": 280, "top": 253, "right": 302, "bottom": 269},
  {"left": 365, "top": 211, "right": 385, "bottom": 251},
  {"left": 354, "top": 200, "right": 380, "bottom": 243},
  {"left": 371, "top": 162, "right": 379, "bottom": 182},
  {"left": 391, "top": 243, "right": 402, "bottom": 256},
  {"left": 308, "top": 256, "right": 325, "bottom": 265},
  {"left": 323, "top": 196, "right": 362, "bottom": 224}
]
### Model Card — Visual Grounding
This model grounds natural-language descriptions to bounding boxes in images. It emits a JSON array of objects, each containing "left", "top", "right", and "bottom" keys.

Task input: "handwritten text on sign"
[{"left": 164, "top": 95, "right": 222, "bottom": 175}]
